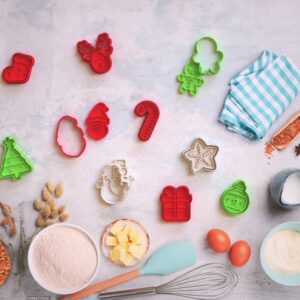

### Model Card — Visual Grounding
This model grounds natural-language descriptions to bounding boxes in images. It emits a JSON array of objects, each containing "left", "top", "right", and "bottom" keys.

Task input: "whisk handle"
[{"left": 98, "top": 287, "right": 156, "bottom": 299}]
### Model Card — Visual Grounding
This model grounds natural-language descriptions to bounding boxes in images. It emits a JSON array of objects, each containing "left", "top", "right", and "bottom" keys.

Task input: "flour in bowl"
[{"left": 32, "top": 225, "right": 98, "bottom": 290}]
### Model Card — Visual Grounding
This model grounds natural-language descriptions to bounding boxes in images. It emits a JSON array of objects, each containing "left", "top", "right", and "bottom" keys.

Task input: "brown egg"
[
  {"left": 229, "top": 240, "right": 251, "bottom": 267},
  {"left": 207, "top": 228, "right": 231, "bottom": 253}
]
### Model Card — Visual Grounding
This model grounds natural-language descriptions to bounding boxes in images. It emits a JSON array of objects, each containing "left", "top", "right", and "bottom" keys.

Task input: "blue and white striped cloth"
[{"left": 219, "top": 50, "right": 300, "bottom": 140}]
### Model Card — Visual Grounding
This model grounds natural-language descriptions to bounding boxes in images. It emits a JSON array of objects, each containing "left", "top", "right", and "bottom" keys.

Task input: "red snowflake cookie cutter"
[
  {"left": 134, "top": 100, "right": 160, "bottom": 141},
  {"left": 160, "top": 186, "right": 192, "bottom": 222},
  {"left": 77, "top": 32, "right": 113, "bottom": 74},
  {"left": 2, "top": 53, "right": 34, "bottom": 84},
  {"left": 55, "top": 115, "right": 86, "bottom": 158},
  {"left": 86, "top": 102, "right": 110, "bottom": 140}
]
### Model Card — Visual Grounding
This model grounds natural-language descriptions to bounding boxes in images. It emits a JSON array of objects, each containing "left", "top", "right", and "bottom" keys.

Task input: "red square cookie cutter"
[{"left": 160, "top": 186, "right": 192, "bottom": 222}]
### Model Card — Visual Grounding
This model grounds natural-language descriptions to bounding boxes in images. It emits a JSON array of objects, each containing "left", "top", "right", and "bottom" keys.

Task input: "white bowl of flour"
[{"left": 28, "top": 223, "right": 100, "bottom": 295}]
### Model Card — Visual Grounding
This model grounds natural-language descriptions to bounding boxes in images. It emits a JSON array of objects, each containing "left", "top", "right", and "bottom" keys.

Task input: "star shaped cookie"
[{"left": 183, "top": 138, "right": 219, "bottom": 174}]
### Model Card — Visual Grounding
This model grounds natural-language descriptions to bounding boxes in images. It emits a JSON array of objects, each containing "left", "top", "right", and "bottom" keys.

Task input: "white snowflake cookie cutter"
[{"left": 96, "top": 160, "right": 134, "bottom": 204}]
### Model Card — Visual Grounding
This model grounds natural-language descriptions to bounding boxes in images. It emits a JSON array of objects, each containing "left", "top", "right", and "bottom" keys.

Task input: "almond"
[
  {"left": 59, "top": 213, "right": 69, "bottom": 222},
  {"left": 42, "top": 205, "right": 51, "bottom": 218},
  {"left": 55, "top": 183, "right": 64, "bottom": 198},
  {"left": 46, "top": 182, "right": 55, "bottom": 194},
  {"left": 42, "top": 187, "right": 51, "bottom": 202},
  {"left": 33, "top": 199, "right": 42, "bottom": 211},
  {"left": 58, "top": 205, "right": 66, "bottom": 214},
  {"left": 36, "top": 215, "right": 45, "bottom": 227}
]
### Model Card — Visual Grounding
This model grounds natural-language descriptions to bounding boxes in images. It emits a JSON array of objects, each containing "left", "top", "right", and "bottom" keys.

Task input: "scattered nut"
[
  {"left": 55, "top": 183, "right": 64, "bottom": 198},
  {"left": 46, "top": 182, "right": 55, "bottom": 194},
  {"left": 33, "top": 199, "right": 42, "bottom": 211},
  {"left": 58, "top": 205, "right": 66, "bottom": 215},
  {"left": 36, "top": 215, "right": 45, "bottom": 227},
  {"left": 50, "top": 208, "right": 58, "bottom": 219},
  {"left": 46, "top": 220, "right": 55, "bottom": 227},
  {"left": 47, "top": 199, "right": 56, "bottom": 210},
  {"left": 42, "top": 187, "right": 51, "bottom": 202},
  {"left": 42, "top": 205, "right": 51, "bottom": 218},
  {"left": 59, "top": 213, "right": 69, "bottom": 222}
]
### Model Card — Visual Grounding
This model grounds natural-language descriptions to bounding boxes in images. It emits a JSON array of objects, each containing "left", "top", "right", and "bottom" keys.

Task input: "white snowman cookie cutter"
[{"left": 96, "top": 160, "right": 134, "bottom": 205}]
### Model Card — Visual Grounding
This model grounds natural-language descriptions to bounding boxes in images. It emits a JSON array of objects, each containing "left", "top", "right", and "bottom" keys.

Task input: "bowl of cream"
[
  {"left": 260, "top": 222, "right": 300, "bottom": 286},
  {"left": 28, "top": 223, "right": 100, "bottom": 294}
]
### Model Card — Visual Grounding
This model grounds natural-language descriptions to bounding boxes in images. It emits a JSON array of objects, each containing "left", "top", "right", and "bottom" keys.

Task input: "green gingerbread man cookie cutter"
[
  {"left": 192, "top": 36, "right": 224, "bottom": 75},
  {"left": 0, "top": 136, "right": 33, "bottom": 181},
  {"left": 177, "top": 61, "right": 204, "bottom": 96},
  {"left": 221, "top": 179, "right": 249, "bottom": 216}
]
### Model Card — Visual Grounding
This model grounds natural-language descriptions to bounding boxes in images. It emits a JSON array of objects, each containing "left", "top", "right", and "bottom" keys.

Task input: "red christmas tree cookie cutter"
[
  {"left": 86, "top": 102, "right": 110, "bottom": 140},
  {"left": 134, "top": 100, "right": 160, "bottom": 141},
  {"left": 2, "top": 52, "right": 34, "bottom": 84},
  {"left": 77, "top": 32, "right": 113, "bottom": 74},
  {"left": 55, "top": 115, "right": 86, "bottom": 158},
  {"left": 160, "top": 186, "right": 192, "bottom": 222}
]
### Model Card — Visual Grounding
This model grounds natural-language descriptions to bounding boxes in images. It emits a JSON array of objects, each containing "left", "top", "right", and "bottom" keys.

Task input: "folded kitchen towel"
[{"left": 219, "top": 50, "right": 300, "bottom": 140}]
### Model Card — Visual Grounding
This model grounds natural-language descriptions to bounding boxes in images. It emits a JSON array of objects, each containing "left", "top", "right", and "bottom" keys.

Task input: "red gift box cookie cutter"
[
  {"left": 55, "top": 115, "right": 86, "bottom": 158},
  {"left": 86, "top": 102, "right": 110, "bottom": 140},
  {"left": 2, "top": 52, "right": 34, "bottom": 84},
  {"left": 77, "top": 32, "right": 113, "bottom": 74},
  {"left": 160, "top": 186, "right": 192, "bottom": 222}
]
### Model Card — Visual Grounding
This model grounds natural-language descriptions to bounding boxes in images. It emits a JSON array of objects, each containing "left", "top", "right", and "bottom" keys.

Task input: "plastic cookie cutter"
[
  {"left": 2, "top": 53, "right": 34, "bottom": 84},
  {"left": 221, "top": 180, "right": 250, "bottom": 215},
  {"left": 86, "top": 102, "right": 110, "bottom": 140},
  {"left": 0, "top": 136, "right": 33, "bottom": 180},
  {"left": 182, "top": 138, "right": 219, "bottom": 174},
  {"left": 77, "top": 32, "right": 113, "bottom": 74},
  {"left": 192, "top": 36, "right": 224, "bottom": 75},
  {"left": 55, "top": 115, "right": 87, "bottom": 158},
  {"left": 160, "top": 186, "right": 192, "bottom": 222},
  {"left": 96, "top": 160, "right": 134, "bottom": 205},
  {"left": 134, "top": 100, "right": 160, "bottom": 141},
  {"left": 177, "top": 61, "right": 204, "bottom": 96}
]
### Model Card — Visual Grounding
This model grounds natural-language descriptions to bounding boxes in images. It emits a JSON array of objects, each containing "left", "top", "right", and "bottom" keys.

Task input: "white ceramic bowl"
[{"left": 28, "top": 223, "right": 100, "bottom": 295}]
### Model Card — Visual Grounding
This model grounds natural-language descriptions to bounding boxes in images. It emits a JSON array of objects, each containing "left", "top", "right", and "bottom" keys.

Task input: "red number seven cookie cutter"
[
  {"left": 160, "top": 186, "right": 192, "bottom": 222},
  {"left": 2, "top": 53, "right": 34, "bottom": 84},
  {"left": 77, "top": 32, "right": 113, "bottom": 74},
  {"left": 86, "top": 102, "right": 110, "bottom": 140},
  {"left": 55, "top": 115, "right": 86, "bottom": 158},
  {"left": 134, "top": 100, "right": 160, "bottom": 141}
]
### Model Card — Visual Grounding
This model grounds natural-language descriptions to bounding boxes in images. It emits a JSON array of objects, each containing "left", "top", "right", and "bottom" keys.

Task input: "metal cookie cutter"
[{"left": 96, "top": 160, "right": 134, "bottom": 205}]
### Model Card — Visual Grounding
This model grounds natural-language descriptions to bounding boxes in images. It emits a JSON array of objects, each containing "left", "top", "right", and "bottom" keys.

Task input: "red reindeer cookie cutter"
[
  {"left": 86, "top": 102, "right": 110, "bottom": 140},
  {"left": 77, "top": 32, "right": 113, "bottom": 74},
  {"left": 134, "top": 100, "right": 160, "bottom": 141},
  {"left": 160, "top": 186, "right": 192, "bottom": 222},
  {"left": 2, "top": 53, "right": 34, "bottom": 84},
  {"left": 55, "top": 115, "right": 86, "bottom": 158}
]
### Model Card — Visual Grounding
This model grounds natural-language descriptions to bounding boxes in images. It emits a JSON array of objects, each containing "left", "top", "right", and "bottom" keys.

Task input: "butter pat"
[
  {"left": 110, "top": 222, "right": 124, "bottom": 236},
  {"left": 129, "top": 228, "right": 142, "bottom": 244},
  {"left": 110, "top": 245, "right": 122, "bottom": 262},
  {"left": 128, "top": 244, "right": 145, "bottom": 259},
  {"left": 116, "top": 231, "right": 128, "bottom": 246},
  {"left": 120, "top": 250, "right": 133, "bottom": 266},
  {"left": 106, "top": 236, "right": 118, "bottom": 246}
]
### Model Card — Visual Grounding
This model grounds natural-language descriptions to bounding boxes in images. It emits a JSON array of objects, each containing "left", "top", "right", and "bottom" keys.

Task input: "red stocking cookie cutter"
[
  {"left": 2, "top": 53, "right": 34, "bottom": 84},
  {"left": 134, "top": 100, "right": 160, "bottom": 141},
  {"left": 77, "top": 32, "right": 113, "bottom": 74},
  {"left": 55, "top": 115, "right": 86, "bottom": 158},
  {"left": 86, "top": 102, "right": 110, "bottom": 140},
  {"left": 160, "top": 186, "right": 192, "bottom": 222}
]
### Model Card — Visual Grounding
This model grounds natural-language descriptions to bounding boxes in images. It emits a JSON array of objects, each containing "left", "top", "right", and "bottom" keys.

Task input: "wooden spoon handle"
[{"left": 60, "top": 269, "right": 140, "bottom": 300}]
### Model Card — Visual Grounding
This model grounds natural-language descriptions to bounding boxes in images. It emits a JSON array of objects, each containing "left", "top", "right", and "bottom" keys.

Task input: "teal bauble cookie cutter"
[
  {"left": 0, "top": 136, "right": 33, "bottom": 181},
  {"left": 221, "top": 180, "right": 249, "bottom": 215},
  {"left": 192, "top": 36, "right": 224, "bottom": 75},
  {"left": 177, "top": 61, "right": 204, "bottom": 96}
]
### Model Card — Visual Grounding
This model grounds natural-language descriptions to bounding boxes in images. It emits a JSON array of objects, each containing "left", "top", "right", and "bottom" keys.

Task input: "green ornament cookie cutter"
[
  {"left": 177, "top": 61, "right": 204, "bottom": 96},
  {"left": 0, "top": 136, "right": 33, "bottom": 181},
  {"left": 221, "top": 180, "right": 249, "bottom": 215},
  {"left": 192, "top": 36, "right": 224, "bottom": 75}
]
